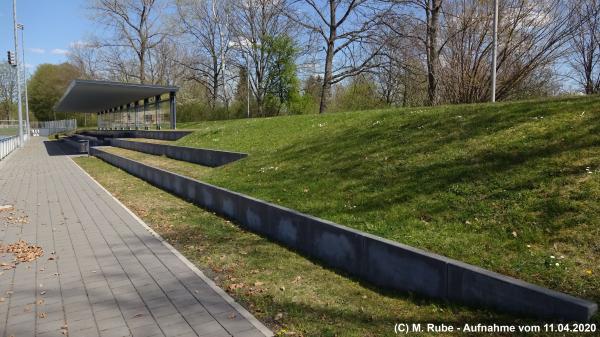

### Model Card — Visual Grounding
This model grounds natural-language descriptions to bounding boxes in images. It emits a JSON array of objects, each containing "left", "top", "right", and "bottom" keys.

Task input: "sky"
[
  {"left": 0, "top": 0, "right": 580, "bottom": 92},
  {"left": 0, "top": 0, "right": 94, "bottom": 72}
]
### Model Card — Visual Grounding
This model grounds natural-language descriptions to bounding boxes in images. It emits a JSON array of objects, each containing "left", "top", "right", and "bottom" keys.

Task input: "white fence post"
[{"left": 0, "top": 136, "right": 19, "bottom": 161}]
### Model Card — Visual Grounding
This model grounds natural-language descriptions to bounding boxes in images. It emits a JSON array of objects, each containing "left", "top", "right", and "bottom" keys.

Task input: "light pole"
[
  {"left": 491, "top": 0, "right": 498, "bottom": 102},
  {"left": 12, "top": 0, "right": 24, "bottom": 146},
  {"left": 229, "top": 38, "right": 252, "bottom": 118},
  {"left": 17, "top": 23, "right": 30, "bottom": 136},
  {"left": 246, "top": 53, "right": 250, "bottom": 118},
  {"left": 212, "top": 1, "right": 229, "bottom": 108}
]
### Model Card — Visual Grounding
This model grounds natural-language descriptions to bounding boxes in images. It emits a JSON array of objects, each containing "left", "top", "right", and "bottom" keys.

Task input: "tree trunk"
[
  {"left": 212, "top": 65, "right": 219, "bottom": 109},
  {"left": 426, "top": 0, "right": 441, "bottom": 106},
  {"left": 139, "top": 49, "right": 146, "bottom": 84},
  {"left": 319, "top": 0, "right": 337, "bottom": 114},
  {"left": 402, "top": 80, "right": 408, "bottom": 107},
  {"left": 319, "top": 47, "right": 334, "bottom": 114},
  {"left": 256, "top": 94, "right": 263, "bottom": 117}
]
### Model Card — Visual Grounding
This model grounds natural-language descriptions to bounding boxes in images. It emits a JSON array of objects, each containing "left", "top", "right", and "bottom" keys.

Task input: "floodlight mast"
[
  {"left": 228, "top": 38, "right": 252, "bottom": 118},
  {"left": 491, "top": 0, "right": 498, "bottom": 103},
  {"left": 12, "top": 0, "right": 24, "bottom": 146},
  {"left": 18, "top": 23, "right": 30, "bottom": 136}
]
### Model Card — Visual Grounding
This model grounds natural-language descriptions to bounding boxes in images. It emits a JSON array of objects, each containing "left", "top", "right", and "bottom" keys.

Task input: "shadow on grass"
[
  {"left": 261, "top": 99, "right": 600, "bottom": 228},
  {"left": 158, "top": 214, "right": 560, "bottom": 329}
]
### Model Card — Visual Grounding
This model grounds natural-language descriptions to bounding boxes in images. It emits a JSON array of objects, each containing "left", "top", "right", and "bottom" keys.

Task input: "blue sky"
[
  {"left": 0, "top": 0, "right": 94, "bottom": 71},
  {"left": 0, "top": 0, "right": 579, "bottom": 92}
]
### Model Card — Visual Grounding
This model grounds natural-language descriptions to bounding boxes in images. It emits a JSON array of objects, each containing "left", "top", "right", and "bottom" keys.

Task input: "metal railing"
[
  {"left": 0, "top": 135, "right": 18, "bottom": 161},
  {"left": 33, "top": 119, "right": 77, "bottom": 135},
  {"left": 0, "top": 120, "right": 21, "bottom": 127},
  {"left": 29, "top": 119, "right": 77, "bottom": 136},
  {"left": 2, "top": 119, "right": 77, "bottom": 137}
]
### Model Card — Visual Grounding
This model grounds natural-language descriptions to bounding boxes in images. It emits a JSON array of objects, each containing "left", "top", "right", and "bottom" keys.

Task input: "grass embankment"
[
  {"left": 75, "top": 156, "right": 516, "bottom": 337},
  {"left": 100, "top": 147, "right": 211, "bottom": 181},
  {"left": 174, "top": 96, "right": 600, "bottom": 308},
  {"left": 118, "top": 137, "right": 174, "bottom": 144},
  {"left": 75, "top": 95, "right": 600, "bottom": 334}
]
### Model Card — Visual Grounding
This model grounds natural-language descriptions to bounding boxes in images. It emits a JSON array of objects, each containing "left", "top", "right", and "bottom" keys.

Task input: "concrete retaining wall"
[
  {"left": 110, "top": 138, "right": 247, "bottom": 167},
  {"left": 84, "top": 130, "right": 191, "bottom": 141},
  {"left": 73, "top": 134, "right": 104, "bottom": 147},
  {"left": 62, "top": 137, "right": 89, "bottom": 153},
  {"left": 90, "top": 146, "right": 598, "bottom": 322}
]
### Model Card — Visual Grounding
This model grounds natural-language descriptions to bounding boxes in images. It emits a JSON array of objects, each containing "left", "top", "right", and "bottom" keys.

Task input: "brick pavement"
[{"left": 0, "top": 138, "right": 271, "bottom": 337}]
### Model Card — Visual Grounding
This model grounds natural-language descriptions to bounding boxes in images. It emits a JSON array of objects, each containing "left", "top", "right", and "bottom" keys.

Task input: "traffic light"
[{"left": 7, "top": 51, "right": 16, "bottom": 67}]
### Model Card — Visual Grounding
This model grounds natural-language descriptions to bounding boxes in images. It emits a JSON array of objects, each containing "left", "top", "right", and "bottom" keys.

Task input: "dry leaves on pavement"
[
  {"left": 0, "top": 205, "right": 14, "bottom": 212},
  {"left": 0, "top": 205, "right": 29, "bottom": 225},
  {"left": 0, "top": 240, "right": 44, "bottom": 268}
]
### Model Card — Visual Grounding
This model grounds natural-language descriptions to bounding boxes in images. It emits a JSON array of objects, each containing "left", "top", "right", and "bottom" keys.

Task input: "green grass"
[
  {"left": 0, "top": 128, "right": 18, "bottom": 137},
  {"left": 100, "top": 146, "right": 212, "bottom": 181},
  {"left": 173, "top": 95, "right": 600, "bottom": 309},
  {"left": 119, "top": 138, "right": 174, "bottom": 144},
  {"left": 75, "top": 156, "right": 524, "bottom": 337}
]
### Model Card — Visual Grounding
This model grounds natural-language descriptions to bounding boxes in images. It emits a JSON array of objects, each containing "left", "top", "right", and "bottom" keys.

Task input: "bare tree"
[
  {"left": 386, "top": 0, "right": 460, "bottom": 105},
  {"left": 567, "top": 0, "right": 600, "bottom": 94},
  {"left": 176, "top": 0, "right": 233, "bottom": 108},
  {"left": 89, "top": 0, "right": 168, "bottom": 83},
  {"left": 147, "top": 38, "right": 187, "bottom": 86},
  {"left": 389, "top": 0, "right": 443, "bottom": 105},
  {"left": 289, "top": 0, "right": 390, "bottom": 113},
  {"left": 439, "top": 0, "right": 573, "bottom": 103},
  {"left": 68, "top": 40, "right": 102, "bottom": 79},
  {"left": 376, "top": 15, "right": 428, "bottom": 106},
  {"left": 424, "top": 0, "right": 442, "bottom": 105}
]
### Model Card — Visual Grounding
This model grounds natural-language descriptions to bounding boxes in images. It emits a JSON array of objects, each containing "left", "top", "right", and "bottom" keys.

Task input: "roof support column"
[
  {"left": 124, "top": 105, "right": 128, "bottom": 130},
  {"left": 169, "top": 91, "right": 176, "bottom": 130},
  {"left": 116, "top": 107, "right": 120, "bottom": 130},
  {"left": 143, "top": 98, "right": 149, "bottom": 130},
  {"left": 155, "top": 95, "right": 161, "bottom": 130},
  {"left": 134, "top": 101, "right": 140, "bottom": 130}
]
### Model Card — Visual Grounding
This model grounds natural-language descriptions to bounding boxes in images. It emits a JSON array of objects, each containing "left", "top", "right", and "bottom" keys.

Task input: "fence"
[
  {"left": 31, "top": 119, "right": 77, "bottom": 136},
  {"left": 0, "top": 120, "right": 23, "bottom": 138},
  {"left": 0, "top": 120, "right": 21, "bottom": 127},
  {"left": 0, "top": 136, "right": 18, "bottom": 161},
  {"left": 1, "top": 119, "right": 77, "bottom": 137}
]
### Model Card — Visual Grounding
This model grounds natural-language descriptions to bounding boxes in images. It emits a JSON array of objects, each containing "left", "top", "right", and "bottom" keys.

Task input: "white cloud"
[
  {"left": 70, "top": 40, "right": 91, "bottom": 48},
  {"left": 28, "top": 48, "right": 45, "bottom": 54},
  {"left": 51, "top": 48, "right": 69, "bottom": 55}
]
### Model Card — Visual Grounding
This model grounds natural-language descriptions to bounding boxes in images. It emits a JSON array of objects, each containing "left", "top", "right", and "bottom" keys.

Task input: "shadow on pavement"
[{"left": 43, "top": 140, "right": 83, "bottom": 156}]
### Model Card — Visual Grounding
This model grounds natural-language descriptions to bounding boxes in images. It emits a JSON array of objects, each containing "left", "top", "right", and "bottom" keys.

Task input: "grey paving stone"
[
  {"left": 130, "top": 323, "right": 165, "bottom": 337},
  {"left": 0, "top": 138, "right": 270, "bottom": 337},
  {"left": 100, "top": 325, "right": 132, "bottom": 337},
  {"left": 192, "top": 320, "right": 230, "bottom": 337}
]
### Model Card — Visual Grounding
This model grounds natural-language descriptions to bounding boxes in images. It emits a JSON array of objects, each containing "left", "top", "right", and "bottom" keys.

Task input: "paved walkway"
[{"left": 0, "top": 138, "right": 271, "bottom": 337}]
